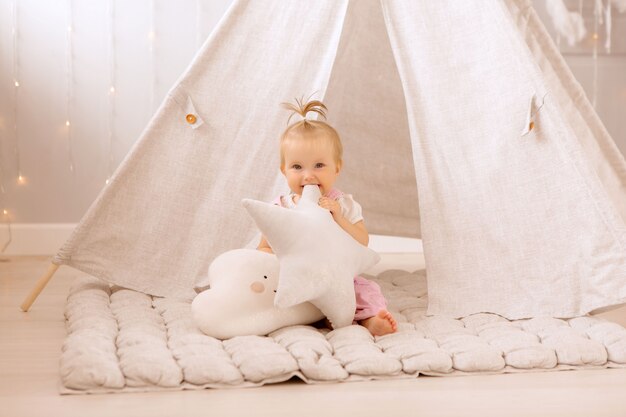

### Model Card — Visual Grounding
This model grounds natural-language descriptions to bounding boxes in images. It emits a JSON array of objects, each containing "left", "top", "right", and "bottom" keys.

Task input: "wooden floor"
[{"left": 2, "top": 255, "right": 626, "bottom": 417}]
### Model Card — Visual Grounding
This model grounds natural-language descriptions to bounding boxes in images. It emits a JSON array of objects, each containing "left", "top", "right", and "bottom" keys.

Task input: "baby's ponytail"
[{"left": 281, "top": 96, "right": 328, "bottom": 126}]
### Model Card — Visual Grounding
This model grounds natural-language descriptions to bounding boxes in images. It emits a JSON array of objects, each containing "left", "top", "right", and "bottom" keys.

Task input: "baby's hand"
[{"left": 318, "top": 197, "right": 342, "bottom": 219}]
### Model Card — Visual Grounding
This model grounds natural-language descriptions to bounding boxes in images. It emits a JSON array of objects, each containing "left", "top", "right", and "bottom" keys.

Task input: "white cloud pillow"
[
  {"left": 242, "top": 185, "right": 380, "bottom": 328},
  {"left": 191, "top": 249, "right": 324, "bottom": 339}
]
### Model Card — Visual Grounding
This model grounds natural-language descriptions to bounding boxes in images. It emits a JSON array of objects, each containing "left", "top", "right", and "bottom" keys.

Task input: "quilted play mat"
[{"left": 60, "top": 269, "right": 626, "bottom": 394}]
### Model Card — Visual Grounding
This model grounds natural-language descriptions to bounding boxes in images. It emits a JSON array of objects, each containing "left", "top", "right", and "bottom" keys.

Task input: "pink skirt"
[{"left": 353, "top": 276, "right": 387, "bottom": 322}]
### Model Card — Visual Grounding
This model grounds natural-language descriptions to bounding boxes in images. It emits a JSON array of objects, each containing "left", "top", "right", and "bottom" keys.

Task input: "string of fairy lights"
[
  {"left": 149, "top": 0, "right": 157, "bottom": 112},
  {"left": 593, "top": 1, "right": 600, "bottom": 106},
  {"left": 106, "top": 0, "right": 116, "bottom": 185},
  {"left": 196, "top": 0, "right": 204, "bottom": 50},
  {"left": 554, "top": 0, "right": 616, "bottom": 107},
  {"left": 2, "top": 0, "right": 20, "bottom": 252},
  {"left": 0, "top": 0, "right": 624, "bottom": 253},
  {"left": 0, "top": 0, "right": 181, "bottom": 251},
  {"left": 590, "top": 0, "right": 616, "bottom": 107},
  {"left": 66, "top": 0, "right": 76, "bottom": 175}
]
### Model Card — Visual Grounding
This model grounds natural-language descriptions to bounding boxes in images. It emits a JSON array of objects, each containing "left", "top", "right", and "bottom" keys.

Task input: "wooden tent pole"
[{"left": 20, "top": 263, "right": 60, "bottom": 312}]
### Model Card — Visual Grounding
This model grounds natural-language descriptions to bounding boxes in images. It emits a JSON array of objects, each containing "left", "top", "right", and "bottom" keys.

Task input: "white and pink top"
[{"left": 272, "top": 188, "right": 364, "bottom": 225}]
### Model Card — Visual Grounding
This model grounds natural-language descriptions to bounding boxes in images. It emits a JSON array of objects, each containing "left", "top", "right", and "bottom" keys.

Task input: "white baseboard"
[
  {"left": 368, "top": 235, "right": 423, "bottom": 253},
  {"left": 0, "top": 223, "right": 76, "bottom": 256},
  {"left": 0, "top": 223, "right": 422, "bottom": 256}
]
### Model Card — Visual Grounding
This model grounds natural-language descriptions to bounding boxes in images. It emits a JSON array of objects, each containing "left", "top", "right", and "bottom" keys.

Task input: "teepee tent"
[{"left": 22, "top": 0, "right": 626, "bottom": 320}]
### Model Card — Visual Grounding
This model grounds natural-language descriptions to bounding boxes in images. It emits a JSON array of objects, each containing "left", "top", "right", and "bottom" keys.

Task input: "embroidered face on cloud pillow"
[{"left": 191, "top": 248, "right": 324, "bottom": 339}]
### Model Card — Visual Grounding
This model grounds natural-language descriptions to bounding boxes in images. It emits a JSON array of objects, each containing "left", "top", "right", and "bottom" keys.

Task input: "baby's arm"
[
  {"left": 319, "top": 196, "right": 369, "bottom": 246},
  {"left": 334, "top": 218, "right": 369, "bottom": 246},
  {"left": 257, "top": 235, "right": 274, "bottom": 254}
]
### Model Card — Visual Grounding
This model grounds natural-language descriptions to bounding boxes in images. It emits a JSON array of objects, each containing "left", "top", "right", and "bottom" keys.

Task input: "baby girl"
[{"left": 257, "top": 97, "right": 397, "bottom": 336}]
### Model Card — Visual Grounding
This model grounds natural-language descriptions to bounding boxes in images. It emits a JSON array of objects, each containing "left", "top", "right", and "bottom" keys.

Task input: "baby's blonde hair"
[{"left": 279, "top": 96, "right": 343, "bottom": 170}]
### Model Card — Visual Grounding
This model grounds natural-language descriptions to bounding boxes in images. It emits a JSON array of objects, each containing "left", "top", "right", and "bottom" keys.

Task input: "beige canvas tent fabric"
[{"left": 54, "top": 0, "right": 626, "bottom": 319}]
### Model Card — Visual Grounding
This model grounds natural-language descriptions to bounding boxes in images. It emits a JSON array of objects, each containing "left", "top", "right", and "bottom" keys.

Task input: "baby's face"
[{"left": 281, "top": 135, "right": 341, "bottom": 197}]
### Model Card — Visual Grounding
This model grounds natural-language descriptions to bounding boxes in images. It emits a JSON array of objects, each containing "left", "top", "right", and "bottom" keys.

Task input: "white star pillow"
[{"left": 242, "top": 185, "right": 380, "bottom": 328}]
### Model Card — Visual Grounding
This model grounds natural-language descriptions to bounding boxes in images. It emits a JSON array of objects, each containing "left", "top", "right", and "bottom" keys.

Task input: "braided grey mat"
[{"left": 60, "top": 269, "right": 626, "bottom": 394}]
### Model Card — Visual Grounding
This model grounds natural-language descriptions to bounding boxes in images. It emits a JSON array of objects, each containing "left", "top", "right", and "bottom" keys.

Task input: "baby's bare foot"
[{"left": 360, "top": 310, "right": 397, "bottom": 336}]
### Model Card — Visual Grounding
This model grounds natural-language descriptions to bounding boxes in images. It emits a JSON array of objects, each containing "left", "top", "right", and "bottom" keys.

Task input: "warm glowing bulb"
[
  {"left": 3, "top": 209, "right": 8, "bottom": 216},
  {"left": 17, "top": 175, "right": 26, "bottom": 185},
  {"left": 105, "top": 178, "right": 110, "bottom": 185},
  {"left": 109, "top": 86, "right": 115, "bottom": 94},
  {"left": 14, "top": 81, "right": 19, "bottom": 87},
  {"left": 592, "top": 33, "right": 599, "bottom": 40},
  {"left": 66, "top": 120, "right": 70, "bottom": 127}
]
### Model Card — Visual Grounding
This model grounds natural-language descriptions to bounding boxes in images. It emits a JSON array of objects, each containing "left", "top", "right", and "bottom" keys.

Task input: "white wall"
[
  {"left": 0, "top": 0, "right": 625, "bottom": 254},
  {"left": 0, "top": 0, "right": 234, "bottom": 225},
  {"left": 533, "top": 0, "right": 626, "bottom": 155}
]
